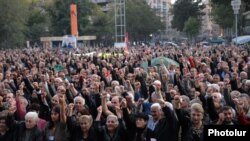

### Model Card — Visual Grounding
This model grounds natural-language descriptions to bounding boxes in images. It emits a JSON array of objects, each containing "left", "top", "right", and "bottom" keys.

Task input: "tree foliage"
[
  {"left": 211, "top": 4, "right": 234, "bottom": 29},
  {"left": 82, "top": 6, "right": 113, "bottom": 46},
  {"left": 0, "top": 0, "right": 29, "bottom": 48},
  {"left": 171, "top": 0, "right": 204, "bottom": 32},
  {"left": 184, "top": 17, "right": 201, "bottom": 38},
  {"left": 25, "top": 1, "right": 51, "bottom": 44},
  {"left": 126, "top": 0, "right": 164, "bottom": 41},
  {"left": 211, "top": 0, "right": 250, "bottom": 30},
  {"left": 47, "top": 0, "right": 102, "bottom": 36}
]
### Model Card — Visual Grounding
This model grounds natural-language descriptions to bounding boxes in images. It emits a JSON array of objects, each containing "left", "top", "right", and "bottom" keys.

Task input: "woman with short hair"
[
  {"left": 67, "top": 114, "right": 98, "bottom": 141},
  {"left": 175, "top": 95, "right": 207, "bottom": 141},
  {"left": 7, "top": 111, "right": 43, "bottom": 141}
]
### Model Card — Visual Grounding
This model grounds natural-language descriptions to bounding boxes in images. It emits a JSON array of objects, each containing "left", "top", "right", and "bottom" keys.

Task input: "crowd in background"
[{"left": 0, "top": 44, "right": 250, "bottom": 141}]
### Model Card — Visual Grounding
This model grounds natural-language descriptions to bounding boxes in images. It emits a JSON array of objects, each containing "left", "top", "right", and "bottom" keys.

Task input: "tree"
[
  {"left": 184, "top": 17, "right": 201, "bottom": 43},
  {"left": 0, "top": 0, "right": 29, "bottom": 48},
  {"left": 211, "top": 4, "right": 234, "bottom": 30},
  {"left": 83, "top": 5, "right": 113, "bottom": 45},
  {"left": 25, "top": 0, "right": 51, "bottom": 45},
  {"left": 171, "top": 0, "right": 204, "bottom": 32},
  {"left": 211, "top": 0, "right": 250, "bottom": 36},
  {"left": 47, "top": 0, "right": 99, "bottom": 36},
  {"left": 126, "top": 0, "right": 164, "bottom": 41}
]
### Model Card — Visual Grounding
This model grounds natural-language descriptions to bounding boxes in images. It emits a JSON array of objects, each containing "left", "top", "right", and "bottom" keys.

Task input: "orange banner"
[
  {"left": 70, "top": 4, "right": 78, "bottom": 36},
  {"left": 124, "top": 32, "right": 129, "bottom": 54}
]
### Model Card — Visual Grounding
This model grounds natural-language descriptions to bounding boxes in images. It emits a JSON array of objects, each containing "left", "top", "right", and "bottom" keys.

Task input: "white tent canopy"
[{"left": 232, "top": 35, "right": 250, "bottom": 44}]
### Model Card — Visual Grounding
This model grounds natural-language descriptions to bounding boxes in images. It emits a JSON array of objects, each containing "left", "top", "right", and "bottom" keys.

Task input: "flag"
[
  {"left": 124, "top": 32, "right": 129, "bottom": 54},
  {"left": 71, "top": 4, "right": 78, "bottom": 36}
]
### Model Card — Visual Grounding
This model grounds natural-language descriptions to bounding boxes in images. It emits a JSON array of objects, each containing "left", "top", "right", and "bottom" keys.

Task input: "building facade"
[{"left": 146, "top": 0, "right": 172, "bottom": 30}]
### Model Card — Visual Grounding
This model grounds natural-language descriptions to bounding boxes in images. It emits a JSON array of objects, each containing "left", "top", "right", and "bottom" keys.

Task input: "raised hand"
[
  {"left": 97, "top": 106, "right": 102, "bottom": 114},
  {"left": 120, "top": 98, "right": 127, "bottom": 108},
  {"left": 59, "top": 95, "right": 65, "bottom": 105},
  {"left": 68, "top": 103, "right": 74, "bottom": 110},
  {"left": 173, "top": 95, "right": 182, "bottom": 109}
]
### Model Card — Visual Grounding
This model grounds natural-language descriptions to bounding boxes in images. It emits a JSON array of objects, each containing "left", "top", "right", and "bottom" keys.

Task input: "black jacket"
[
  {"left": 0, "top": 129, "right": 14, "bottom": 141},
  {"left": 67, "top": 117, "right": 98, "bottom": 141},
  {"left": 149, "top": 106, "right": 179, "bottom": 141},
  {"left": 122, "top": 108, "right": 152, "bottom": 141},
  {"left": 94, "top": 119, "right": 127, "bottom": 141},
  {"left": 6, "top": 114, "right": 43, "bottom": 141}
]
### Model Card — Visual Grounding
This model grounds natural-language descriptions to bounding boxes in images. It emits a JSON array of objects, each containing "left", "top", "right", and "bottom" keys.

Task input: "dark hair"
[
  {"left": 219, "top": 106, "right": 233, "bottom": 113},
  {"left": 47, "top": 106, "right": 61, "bottom": 129},
  {"left": 28, "top": 103, "right": 40, "bottom": 112},
  {"left": 135, "top": 112, "right": 149, "bottom": 121},
  {"left": 51, "top": 106, "right": 60, "bottom": 114}
]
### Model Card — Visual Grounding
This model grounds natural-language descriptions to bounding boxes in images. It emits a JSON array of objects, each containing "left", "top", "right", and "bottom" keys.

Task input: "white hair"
[
  {"left": 165, "top": 101, "right": 173, "bottom": 111},
  {"left": 107, "top": 114, "right": 118, "bottom": 125},
  {"left": 111, "top": 81, "right": 119, "bottom": 86},
  {"left": 25, "top": 112, "right": 39, "bottom": 122},
  {"left": 211, "top": 84, "right": 220, "bottom": 92},
  {"left": 151, "top": 103, "right": 162, "bottom": 110},
  {"left": 246, "top": 80, "right": 250, "bottom": 85},
  {"left": 74, "top": 96, "right": 85, "bottom": 105},
  {"left": 212, "top": 92, "right": 222, "bottom": 99},
  {"left": 153, "top": 80, "right": 161, "bottom": 86}
]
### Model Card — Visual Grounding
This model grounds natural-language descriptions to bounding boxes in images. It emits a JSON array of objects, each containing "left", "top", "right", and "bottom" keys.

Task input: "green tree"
[
  {"left": 211, "top": 4, "right": 234, "bottom": 30},
  {"left": 25, "top": 0, "right": 51, "bottom": 45},
  {"left": 0, "top": 0, "right": 29, "bottom": 48},
  {"left": 126, "top": 0, "right": 164, "bottom": 41},
  {"left": 184, "top": 17, "right": 201, "bottom": 43},
  {"left": 47, "top": 0, "right": 97, "bottom": 36},
  {"left": 211, "top": 0, "right": 250, "bottom": 36},
  {"left": 83, "top": 5, "right": 113, "bottom": 45},
  {"left": 171, "top": 0, "right": 204, "bottom": 31}
]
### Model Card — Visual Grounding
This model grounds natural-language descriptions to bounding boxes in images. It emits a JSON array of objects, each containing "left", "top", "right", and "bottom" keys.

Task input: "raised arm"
[
  {"left": 101, "top": 92, "right": 114, "bottom": 116},
  {"left": 59, "top": 95, "right": 67, "bottom": 123}
]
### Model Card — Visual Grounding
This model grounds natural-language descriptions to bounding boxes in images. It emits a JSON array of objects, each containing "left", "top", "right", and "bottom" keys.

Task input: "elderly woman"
[
  {"left": 7, "top": 111, "right": 43, "bottom": 141},
  {"left": 67, "top": 114, "right": 98, "bottom": 141},
  {"left": 67, "top": 96, "right": 90, "bottom": 124}
]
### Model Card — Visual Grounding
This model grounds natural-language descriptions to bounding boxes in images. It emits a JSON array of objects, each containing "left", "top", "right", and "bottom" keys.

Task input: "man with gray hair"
[{"left": 147, "top": 102, "right": 178, "bottom": 141}]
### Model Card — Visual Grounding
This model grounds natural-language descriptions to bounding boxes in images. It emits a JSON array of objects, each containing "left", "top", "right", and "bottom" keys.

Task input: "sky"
[{"left": 171, "top": 0, "right": 176, "bottom": 4}]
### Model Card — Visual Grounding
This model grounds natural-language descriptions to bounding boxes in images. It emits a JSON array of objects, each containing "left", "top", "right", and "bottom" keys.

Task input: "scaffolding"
[{"left": 114, "top": 0, "right": 126, "bottom": 47}]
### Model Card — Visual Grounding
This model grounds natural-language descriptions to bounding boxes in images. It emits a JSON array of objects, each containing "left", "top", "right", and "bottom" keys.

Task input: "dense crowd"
[{"left": 0, "top": 44, "right": 249, "bottom": 141}]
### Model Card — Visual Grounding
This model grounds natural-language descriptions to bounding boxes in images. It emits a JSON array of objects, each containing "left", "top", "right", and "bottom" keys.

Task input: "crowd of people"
[{"left": 0, "top": 44, "right": 249, "bottom": 141}]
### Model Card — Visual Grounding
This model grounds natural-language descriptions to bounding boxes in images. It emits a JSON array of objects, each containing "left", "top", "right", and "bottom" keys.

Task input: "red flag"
[{"left": 124, "top": 32, "right": 129, "bottom": 54}]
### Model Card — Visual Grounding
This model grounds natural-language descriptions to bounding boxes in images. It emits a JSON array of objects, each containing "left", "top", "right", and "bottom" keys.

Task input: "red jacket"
[{"left": 238, "top": 112, "right": 250, "bottom": 125}]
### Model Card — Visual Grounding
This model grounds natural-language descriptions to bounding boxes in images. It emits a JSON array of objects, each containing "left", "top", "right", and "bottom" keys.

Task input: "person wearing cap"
[{"left": 121, "top": 100, "right": 151, "bottom": 141}]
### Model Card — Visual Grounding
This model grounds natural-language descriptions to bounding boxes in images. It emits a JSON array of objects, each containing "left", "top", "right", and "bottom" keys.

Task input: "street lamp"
[{"left": 231, "top": 0, "right": 241, "bottom": 45}]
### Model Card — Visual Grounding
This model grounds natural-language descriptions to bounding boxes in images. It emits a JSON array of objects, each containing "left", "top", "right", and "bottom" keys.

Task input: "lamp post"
[{"left": 231, "top": 0, "right": 241, "bottom": 46}]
